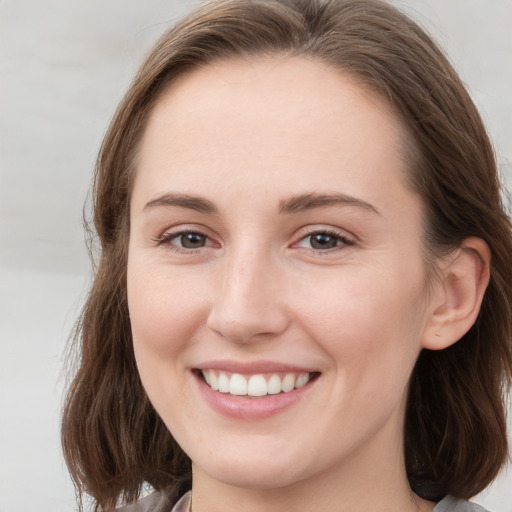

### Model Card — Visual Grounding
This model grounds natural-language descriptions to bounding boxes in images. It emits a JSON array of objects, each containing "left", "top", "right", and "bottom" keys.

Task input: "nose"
[{"left": 206, "top": 246, "right": 290, "bottom": 344}]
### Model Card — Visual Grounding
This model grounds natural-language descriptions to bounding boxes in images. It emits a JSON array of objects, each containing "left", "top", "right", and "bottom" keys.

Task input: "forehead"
[{"left": 133, "top": 56, "right": 411, "bottom": 210}]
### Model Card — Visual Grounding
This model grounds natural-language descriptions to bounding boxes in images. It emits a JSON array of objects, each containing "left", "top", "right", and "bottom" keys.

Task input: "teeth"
[
  {"left": 218, "top": 372, "right": 230, "bottom": 393},
  {"left": 209, "top": 371, "right": 219, "bottom": 391},
  {"left": 247, "top": 375, "right": 267, "bottom": 396},
  {"left": 201, "top": 370, "right": 312, "bottom": 397},
  {"left": 229, "top": 374, "right": 247, "bottom": 396},
  {"left": 267, "top": 374, "right": 282, "bottom": 395},
  {"left": 281, "top": 374, "right": 295, "bottom": 392},
  {"left": 295, "top": 373, "right": 309, "bottom": 389}
]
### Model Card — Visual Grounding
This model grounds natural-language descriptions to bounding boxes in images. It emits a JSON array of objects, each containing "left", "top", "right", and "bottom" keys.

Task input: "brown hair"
[{"left": 62, "top": 0, "right": 512, "bottom": 510}]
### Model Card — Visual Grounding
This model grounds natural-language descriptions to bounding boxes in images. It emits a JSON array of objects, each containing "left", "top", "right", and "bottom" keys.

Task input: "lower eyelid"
[
  {"left": 154, "top": 227, "right": 353, "bottom": 252},
  {"left": 295, "top": 232, "right": 354, "bottom": 248},
  {"left": 155, "top": 229, "right": 221, "bottom": 251}
]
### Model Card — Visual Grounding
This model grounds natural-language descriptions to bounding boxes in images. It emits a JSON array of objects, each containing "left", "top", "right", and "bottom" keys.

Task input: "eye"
[
  {"left": 295, "top": 230, "right": 354, "bottom": 251},
  {"left": 155, "top": 228, "right": 217, "bottom": 252},
  {"left": 172, "top": 231, "right": 208, "bottom": 249}
]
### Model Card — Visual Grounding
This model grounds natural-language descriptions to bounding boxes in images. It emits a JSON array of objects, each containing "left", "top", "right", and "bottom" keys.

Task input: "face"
[{"left": 127, "top": 57, "right": 434, "bottom": 491}]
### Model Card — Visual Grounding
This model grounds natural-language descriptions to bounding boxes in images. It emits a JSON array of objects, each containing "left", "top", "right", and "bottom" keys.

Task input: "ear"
[{"left": 422, "top": 237, "right": 491, "bottom": 350}]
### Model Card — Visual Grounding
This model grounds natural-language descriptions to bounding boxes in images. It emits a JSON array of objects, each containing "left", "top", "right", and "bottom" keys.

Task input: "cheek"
[
  {"left": 298, "top": 261, "right": 426, "bottom": 337},
  {"left": 127, "top": 261, "right": 208, "bottom": 423},
  {"left": 295, "top": 264, "right": 427, "bottom": 389},
  {"left": 127, "top": 261, "right": 207, "bottom": 359}
]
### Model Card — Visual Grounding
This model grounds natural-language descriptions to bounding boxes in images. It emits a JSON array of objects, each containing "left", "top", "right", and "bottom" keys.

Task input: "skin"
[{"left": 127, "top": 57, "right": 489, "bottom": 512}]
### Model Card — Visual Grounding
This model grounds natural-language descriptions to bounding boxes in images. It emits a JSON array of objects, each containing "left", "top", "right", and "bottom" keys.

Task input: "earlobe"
[{"left": 422, "top": 237, "right": 491, "bottom": 350}]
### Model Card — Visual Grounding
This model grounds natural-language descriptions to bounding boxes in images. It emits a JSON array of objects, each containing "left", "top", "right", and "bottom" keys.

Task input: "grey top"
[
  {"left": 434, "top": 495, "right": 489, "bottom": 512},
  {"left": 118, "top": 491, "right": 490, "bottom": 512}
]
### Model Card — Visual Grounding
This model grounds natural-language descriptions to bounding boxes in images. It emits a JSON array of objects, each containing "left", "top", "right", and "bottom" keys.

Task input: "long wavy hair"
[{"left": 62, "top": 1, "right": 512, "bottom": 510}]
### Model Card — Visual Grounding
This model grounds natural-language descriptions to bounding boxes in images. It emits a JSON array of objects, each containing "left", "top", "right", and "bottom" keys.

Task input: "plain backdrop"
[{"left": 0, "top": 1, "right": 511, "bottom": 511}]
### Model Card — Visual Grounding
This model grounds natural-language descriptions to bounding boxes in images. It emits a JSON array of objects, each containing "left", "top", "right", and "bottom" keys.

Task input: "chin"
[
  {"left": 200, "top": 462, "right": 303, "bottom": 490},
  {"left": 191, "top": 444, "right": 310, "bottom": 491}
]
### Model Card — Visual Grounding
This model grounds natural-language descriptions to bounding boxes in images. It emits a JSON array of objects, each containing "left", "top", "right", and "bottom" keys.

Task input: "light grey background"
[{"left": 0, "top": 1, "right": 511, "bottom": 511}]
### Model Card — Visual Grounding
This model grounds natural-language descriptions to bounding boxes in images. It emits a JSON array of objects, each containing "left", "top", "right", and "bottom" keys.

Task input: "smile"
[{"left": 200, "top": 370, "right": 316, "bottom": 397}]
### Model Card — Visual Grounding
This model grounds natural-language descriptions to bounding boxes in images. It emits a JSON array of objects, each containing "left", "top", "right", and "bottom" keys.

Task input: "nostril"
[{"left": 206, "top": 303, "right": 290, "bottom": 344}]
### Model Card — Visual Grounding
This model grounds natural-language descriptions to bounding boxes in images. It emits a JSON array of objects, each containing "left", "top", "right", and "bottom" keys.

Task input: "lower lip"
[{"left": 194, "top": 372, "right": 317, "bottom": 420}]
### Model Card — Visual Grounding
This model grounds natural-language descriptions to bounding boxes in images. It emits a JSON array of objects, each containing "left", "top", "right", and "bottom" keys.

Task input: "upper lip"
[{"left": 193, "top": 360, "right": 317, "bottom": 374}]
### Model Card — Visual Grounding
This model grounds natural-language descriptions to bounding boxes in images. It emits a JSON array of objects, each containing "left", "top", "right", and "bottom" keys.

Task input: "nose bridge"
[{"left": 207, "top": 239, "right": 288, "bottom": 342}]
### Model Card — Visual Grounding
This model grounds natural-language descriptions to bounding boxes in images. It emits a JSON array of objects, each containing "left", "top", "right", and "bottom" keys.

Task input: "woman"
[{"left": 61, "top": 1, "right": 512, "bottom": 511}]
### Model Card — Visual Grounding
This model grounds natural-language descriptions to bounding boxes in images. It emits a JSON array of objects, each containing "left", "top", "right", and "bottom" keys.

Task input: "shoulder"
[
  {"left": 116, "top": 491, "right": 191, "bottom": 512},
  {"left": 116, "top": 491, "right": 178, "bottom": 512},
  {"left": 434, "top": 496, "right": 491, "bottom": 512}
]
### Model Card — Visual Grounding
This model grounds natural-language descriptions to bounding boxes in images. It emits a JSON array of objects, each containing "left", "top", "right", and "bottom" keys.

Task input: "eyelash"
[
  {"left": 154, "top": 227, "right": 355, "bottom": 255},
  {"left": 294, "top": 229, "right": 355, "bottom": 253},
  {"left": 153, "top": 228, "right": 215, "bottom": 254}
]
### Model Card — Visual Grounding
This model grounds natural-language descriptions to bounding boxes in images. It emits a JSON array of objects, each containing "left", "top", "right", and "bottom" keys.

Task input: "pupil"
[
  {"left": 311, "top": 233, "right": 337, "bottom": 250},
  {"left": 181, "top": 233, "right": 205, "bottom": 248}
]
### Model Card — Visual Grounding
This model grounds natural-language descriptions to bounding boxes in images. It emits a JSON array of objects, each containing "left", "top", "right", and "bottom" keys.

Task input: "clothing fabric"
[
  {"left": 433, "top": 495, "right": 489, "bottom": 512},
  {"left": 118, "top": 490, "right": 490, "bottom": 512}
]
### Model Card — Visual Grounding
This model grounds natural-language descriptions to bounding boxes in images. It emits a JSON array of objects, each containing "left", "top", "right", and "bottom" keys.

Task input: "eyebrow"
[
  {"left": 143, "top": 191, "right": 380, "bottom": 217},
  {"left": 143, "top": 193, "right": 218, "bottom": 214},
  {"left": 279, "top": 193, "right": 381, "bottom": 216}
]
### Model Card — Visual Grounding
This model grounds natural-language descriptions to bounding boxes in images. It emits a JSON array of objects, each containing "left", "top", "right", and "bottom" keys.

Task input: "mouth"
[{"left": 195, "top": 369, "right": 320, "bottom": 398}]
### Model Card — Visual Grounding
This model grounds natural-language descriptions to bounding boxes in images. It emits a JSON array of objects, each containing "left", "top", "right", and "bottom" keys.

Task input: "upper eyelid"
[
  {"left": 153, "top": 224, "right": 356, "bottom": 246},
  {"left": 153, "top": 225, "right": 214, "bottom": 246},
  {"left": 157, "top": 224, "right": 213, "bottom": 238},
  {"left": 154, "top": 229, "right": 219, "bottom": 255},
  {"left": 294, "top": 225, "right": 356, "bottom": 242},
  {"left": 293, "top": 232, "right": 354, "bottom": 250}
]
